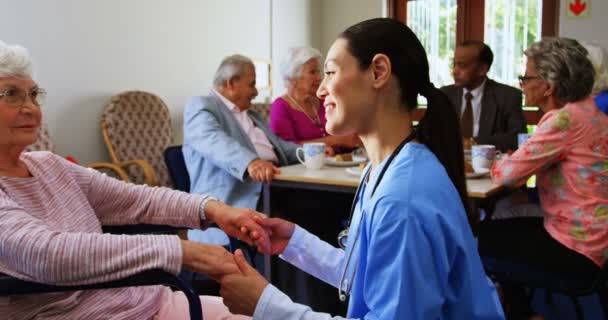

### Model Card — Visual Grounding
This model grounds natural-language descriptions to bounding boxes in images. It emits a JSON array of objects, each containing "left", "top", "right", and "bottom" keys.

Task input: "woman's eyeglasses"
[
  {"left": 518, "top": 75, "right": 540, "bottom": 86},
  {"left": 0, "top": 88, "right": 47, "bottom": 108}
]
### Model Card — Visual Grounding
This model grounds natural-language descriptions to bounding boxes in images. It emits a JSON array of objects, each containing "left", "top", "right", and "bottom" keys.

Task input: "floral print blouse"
[{"left": 491, "top": 97, "right": 608, "bottom": 266}]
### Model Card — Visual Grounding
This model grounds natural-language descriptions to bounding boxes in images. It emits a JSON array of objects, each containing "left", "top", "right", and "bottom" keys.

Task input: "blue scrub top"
[{"left": 253, "top": 143, "right": 505, "bottom": 320}]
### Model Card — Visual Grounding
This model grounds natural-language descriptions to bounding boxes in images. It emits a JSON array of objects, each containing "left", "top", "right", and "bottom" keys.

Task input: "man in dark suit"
[{"left": 441, "top": 40, "right": 526, "bottom": 152}]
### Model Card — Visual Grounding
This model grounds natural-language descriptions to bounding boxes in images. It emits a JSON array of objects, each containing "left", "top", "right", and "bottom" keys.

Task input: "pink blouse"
[
  {"left": 269, "top": 97, "right": 327, "bottom": 143},
  {"left": 0, "top": 152, "right": 204, "bottom": 319},
  {"left": 491, "top": 98, "right": 608, "bottom": 266}
]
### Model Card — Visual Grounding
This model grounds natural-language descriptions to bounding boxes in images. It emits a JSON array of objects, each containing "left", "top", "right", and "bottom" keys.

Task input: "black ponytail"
[
  {"left": 418, "top": 85, "right": 475, "bottom": 232},
  {"left": 341, "top": 18, "right": 474, "bottom": 231}
]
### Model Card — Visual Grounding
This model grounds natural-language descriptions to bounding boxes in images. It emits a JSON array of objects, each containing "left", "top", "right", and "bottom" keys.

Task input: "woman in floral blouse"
[{"left": 478, "top": 37, "right": 608, "bottom": 319}]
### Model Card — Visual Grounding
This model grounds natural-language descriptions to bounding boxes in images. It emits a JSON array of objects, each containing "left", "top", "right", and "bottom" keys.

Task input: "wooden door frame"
[{"left": 389, "top": 0, "right": 559, "bottom": 41}]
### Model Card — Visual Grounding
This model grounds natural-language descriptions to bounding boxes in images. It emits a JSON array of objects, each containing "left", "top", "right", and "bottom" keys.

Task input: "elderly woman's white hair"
[
  {"left": 0, "top": 41, "right": 33, "bottom": 79},
  {"left": 583, "top": 42, "right": 608, "bottom": 95},
  {"left": 279, "top": 46, "right": 322, "bottom": 84}
]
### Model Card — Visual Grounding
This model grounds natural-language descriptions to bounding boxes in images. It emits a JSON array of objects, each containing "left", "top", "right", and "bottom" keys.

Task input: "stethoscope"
[{"left": 337, "top": 130, "right": 417, "bottom": 302}]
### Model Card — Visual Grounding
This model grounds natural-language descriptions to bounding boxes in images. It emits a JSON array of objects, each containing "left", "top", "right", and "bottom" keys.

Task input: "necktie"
[{"left": 461, "top": 91, "right": 474, "bottom": 138}]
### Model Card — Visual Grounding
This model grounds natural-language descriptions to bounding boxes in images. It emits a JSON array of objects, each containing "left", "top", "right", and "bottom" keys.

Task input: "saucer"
[
  {"left": 325, "top": 156, "right": 367, "bottom": 167},
  {"left": 345, "top": 167, "right": 362, "bottom": 176},
  {"left": 466, "top": 168, "right": 490, "bottom": 179}
]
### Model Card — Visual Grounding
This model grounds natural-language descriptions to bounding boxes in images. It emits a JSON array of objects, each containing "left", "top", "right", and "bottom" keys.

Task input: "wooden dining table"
[
  {"left": 260, "top": 162, "right": 503, "bottom": 315},
  {"left": 265, "top": 163, "right": 503, "bottom": 199}
]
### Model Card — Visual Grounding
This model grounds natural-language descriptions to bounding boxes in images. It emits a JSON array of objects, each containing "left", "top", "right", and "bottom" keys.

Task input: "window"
[
  {"left": 484, "top": 0, "right": 543, "bottom": 88},
  {"left": 407, "top": 0, "right": 458, "bottom": 88},
  {"left": 394, "top": 0, "right": 557, "bottom": 87},
  {"left": 391, "top": 0, "right": 558, "bottom": 123}
]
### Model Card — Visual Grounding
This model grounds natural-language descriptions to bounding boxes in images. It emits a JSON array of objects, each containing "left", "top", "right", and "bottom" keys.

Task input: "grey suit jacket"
[
  {"left": 441, "top": 79, "right": 526, "bottom": 151},
  {"left": 183, "top": 93, "right": 299, "bottom": 209}
]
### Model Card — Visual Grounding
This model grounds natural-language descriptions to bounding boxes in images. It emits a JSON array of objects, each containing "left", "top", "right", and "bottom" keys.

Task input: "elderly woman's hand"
[
  {"left": 220, "top": 249, "right": 269, "bottom": 316},
  {"left": 181, "top": 240, "right": 239, "bottom": 281},
  {"left": 204, "top": 201, "right": 271, "bottom": 252}
]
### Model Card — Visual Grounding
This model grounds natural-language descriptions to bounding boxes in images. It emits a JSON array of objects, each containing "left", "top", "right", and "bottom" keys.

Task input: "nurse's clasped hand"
[{"left": 241, "top": 216, "right": 296, "bottom": 255}]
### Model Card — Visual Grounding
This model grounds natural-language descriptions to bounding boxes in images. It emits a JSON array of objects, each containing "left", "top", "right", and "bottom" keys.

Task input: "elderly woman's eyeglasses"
[
  {"left": 0, "top": 88, "right": 47, "bottom": 108},
  {"left": 518, "top": 75, "right": 540, "bottom": 86}
]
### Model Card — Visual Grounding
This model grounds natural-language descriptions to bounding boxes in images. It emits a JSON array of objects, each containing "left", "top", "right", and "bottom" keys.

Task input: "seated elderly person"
[
  {"left": 270, "top": 46, "right": 359, "bottom": 155},
  {"left": 478, "top": 38, "right": 608, "bottom": 319},
  {"left": 184, "top": 54, "right": 299, "bottom": 245},
  {"left": 583, "top": 42, "right": 608, "bottom": 113},
  {"left": 0, "top": 41, "right": 265, "bottom": 320}
]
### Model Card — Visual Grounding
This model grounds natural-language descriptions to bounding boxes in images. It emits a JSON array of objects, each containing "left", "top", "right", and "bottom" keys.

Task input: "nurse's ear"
[{"left": 370, "top": 53, "right": 392, "bottom": 89}]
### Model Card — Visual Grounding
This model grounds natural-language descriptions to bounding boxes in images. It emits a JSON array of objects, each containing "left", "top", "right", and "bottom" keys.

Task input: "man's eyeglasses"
[
  {"left": 0, "top": 87, "right": 47, "bottom": 108},
  {"left": 518, "top": 75, "right": 540, "bottom": 86}
]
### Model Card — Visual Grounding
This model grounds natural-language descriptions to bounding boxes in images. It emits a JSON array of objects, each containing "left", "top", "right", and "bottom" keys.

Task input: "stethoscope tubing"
[{"left": 337, "top": 130, "right": 416, "bottom": 302}]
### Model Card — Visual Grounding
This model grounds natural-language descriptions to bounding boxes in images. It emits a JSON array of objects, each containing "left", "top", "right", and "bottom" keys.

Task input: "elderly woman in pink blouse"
[
  {"left": 0, "top": 41, "right": 265, "bottom": 320},
  {"left": 270, "top": 46, "right": 359, "bottom": 155},
  {"left": 478, "top": 37, "right": 607, "bottom": 319}
]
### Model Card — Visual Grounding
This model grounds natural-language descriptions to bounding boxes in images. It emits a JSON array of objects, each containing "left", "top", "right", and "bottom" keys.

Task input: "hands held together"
[
  {"left": 181, "top": 200, "right": 296, "bottom": 315},
  {"left": 219, "top": 216, "right": 296, "bottom": 315}
]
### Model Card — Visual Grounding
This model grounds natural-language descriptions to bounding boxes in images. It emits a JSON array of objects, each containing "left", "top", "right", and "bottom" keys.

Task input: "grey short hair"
[
  {"left": 0, "top": 40, "right": 33, "bottom": 79},
  {"left": 279, "top": 46, "right": 322, "bottom": 83},
  {"left": 582, "top": 42, "right": 608, "bottom": 95},
  {"left": 524, "top": 37, "right": 594, "bottom": 103},
  {"left": 213, "top": 54, "right": 254, "bottom": 87}
]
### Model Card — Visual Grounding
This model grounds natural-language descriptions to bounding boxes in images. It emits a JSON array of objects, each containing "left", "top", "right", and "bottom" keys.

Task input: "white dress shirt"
[
  {"left": 212, "top": 89, "right": 278, "bottom": 163},
  {"left": 460, "top": 79, "right": 487, "bottom": 137}
]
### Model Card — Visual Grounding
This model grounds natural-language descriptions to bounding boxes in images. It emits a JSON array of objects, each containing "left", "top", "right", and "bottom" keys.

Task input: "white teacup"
[
  {"left": 471, "top": 144, "right": 500, "bottom": 172},
  {"left": 296, "top": 142, "right": 325, "bottom": 169}
]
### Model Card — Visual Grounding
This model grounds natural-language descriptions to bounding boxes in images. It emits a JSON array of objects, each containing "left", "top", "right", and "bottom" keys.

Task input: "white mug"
[
  {"left": 296, "top": 142, "right": 325, "bottom": 169},
  {"left": 471, "top": 144, "right": 500, "bottom": 172}
]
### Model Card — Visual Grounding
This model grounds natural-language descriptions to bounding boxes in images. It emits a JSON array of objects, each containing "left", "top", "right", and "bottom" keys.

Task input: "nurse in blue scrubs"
[{"left": 219, "top": 18, "right": 505, "bottom": 320}]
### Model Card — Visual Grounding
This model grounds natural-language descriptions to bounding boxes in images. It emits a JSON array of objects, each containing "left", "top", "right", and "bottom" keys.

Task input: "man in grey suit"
[
  {"left": 441, "top": 40, "right": 526, "bottom": 152},
  {"left": 184, "top": 54, "right": 299, "bottom": 243}
]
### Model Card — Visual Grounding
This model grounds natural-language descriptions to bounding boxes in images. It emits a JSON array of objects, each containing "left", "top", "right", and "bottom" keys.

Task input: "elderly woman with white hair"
[
  {"left": 0, "top": 41, "right": 263, "bottom": 319},
  {"left": 583, "top": 42, "right": 608, "bottom": 113},
  {"left": 478, "top": 37, "right": 608, "bottom": 319},
  {"left": 269, "top": 46, "right": 359, "bottom": 155}
]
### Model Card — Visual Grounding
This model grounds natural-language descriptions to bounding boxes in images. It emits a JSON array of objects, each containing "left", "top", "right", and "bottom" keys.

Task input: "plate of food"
[
  {"left": 325, "top": 154, "right": 367, "bottom": 167},
  {"left": 466, "top": 168, "right": 490, "bottom": 179}
]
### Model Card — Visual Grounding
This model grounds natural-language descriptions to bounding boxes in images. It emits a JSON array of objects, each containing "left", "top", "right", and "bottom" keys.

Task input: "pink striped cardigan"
[{"left": 0, "top": 152, "right": 205, "bottom": 319}]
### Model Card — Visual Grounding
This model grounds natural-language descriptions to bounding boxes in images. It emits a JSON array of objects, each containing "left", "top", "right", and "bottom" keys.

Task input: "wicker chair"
[
  {"left": 101, "top": 91, "right": 174, "bottom": 187},
  {"left": 25, "top": 123, "right": 129, "bottom": 181}
]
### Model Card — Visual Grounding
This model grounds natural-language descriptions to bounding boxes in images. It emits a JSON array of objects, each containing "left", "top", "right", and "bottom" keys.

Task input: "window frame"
[
  {"left": 390, "top": 0, "right": 559, "bottom": 125},
  {"left": 391, "top": 0, "right": 559, "bottom": 41}
]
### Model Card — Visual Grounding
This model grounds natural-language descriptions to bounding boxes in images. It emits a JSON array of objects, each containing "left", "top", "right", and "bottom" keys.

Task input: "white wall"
[
  {"left": 559, "top": 0, "right": 608, "bottom": 47},
  {"left": 270, "top": 0, "right": 385, "bottom": 96},
  {"left": 319, "top": 0, "right": 385, "bottom": 55},
  {"left": 270, "top": 0, "right": 321, "bottom": 97},
  {"left": 0, "top": 0, "right": 385, "bottom": 164},
  {"left": 1, "top": 0, "right": 271, "bottom": 164}
]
